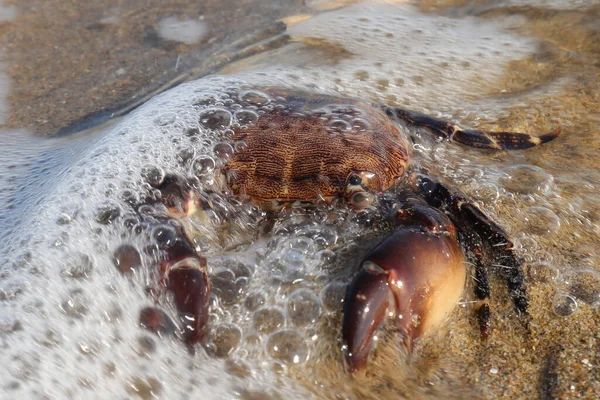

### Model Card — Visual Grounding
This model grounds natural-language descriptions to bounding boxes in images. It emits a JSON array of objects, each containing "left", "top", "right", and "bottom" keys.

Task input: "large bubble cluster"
[
  {"left": 200, "top": 207, "right": 362, "bottom": 374},
  {"left": 0, "top": 74, "right": 376, "bottom": 398}
]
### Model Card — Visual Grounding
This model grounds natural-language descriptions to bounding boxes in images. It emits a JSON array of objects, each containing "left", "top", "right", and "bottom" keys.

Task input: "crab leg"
[
  {"left": 160, "top": 233, "right": 211, "bottom": 345},
  {"left": 123, "top": 175, "right": 211, "bottom": 345},
  {"left": 343, "top": 202, "right": 466, "bottom": 372},
  {"left": 460, "top": 231, "right": 492, "bottom": 338},
  {"left": 384, "top": 107, "right": 560, "bottom": 150},
  {"left": 128, "top": 225, "right": 211, "bottom": 345},
  {"left": 164, "top": 262, "right": 210, "bottom": 345},
  {"left": 409, "top": 172, "right": 528, "bottom": 317}
]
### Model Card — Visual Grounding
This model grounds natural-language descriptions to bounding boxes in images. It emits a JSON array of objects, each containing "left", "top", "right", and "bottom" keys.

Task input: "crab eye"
[
  {"left": 347, "top": 171, "right": 382, "bottom": 192},
  {"left": 348, "top": 174, "right": 362, "bottom": 186}
]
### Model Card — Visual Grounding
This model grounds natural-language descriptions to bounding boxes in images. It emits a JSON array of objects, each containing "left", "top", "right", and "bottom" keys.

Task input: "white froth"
[
  {"left": 0, "top": 76, "right": 325, "bottom": 398},
  {"left": 280, "top": 3, "right": 537, "bottom": 117},
  {"left": 0, "top": 129, "right": 99, "bottom": 256}
]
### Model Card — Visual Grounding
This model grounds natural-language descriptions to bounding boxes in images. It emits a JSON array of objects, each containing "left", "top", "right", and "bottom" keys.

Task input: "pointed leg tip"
[
  {"left": 477, "top": 303, "right": 491, "bottom": 340},
  {"left": 344, "top": 351, "right": 368, "bottom": 375},
  {"left": 539, "top": 127, "right": 561, "bottom": 143}
]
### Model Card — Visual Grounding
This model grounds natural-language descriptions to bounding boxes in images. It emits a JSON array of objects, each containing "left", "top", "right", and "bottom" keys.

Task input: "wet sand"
[
  {"left": 0, "top": 0, "right": 308, "bottom": 135},
  {"left": 1, "top": 0, "right": 600, "bottom": 399}
]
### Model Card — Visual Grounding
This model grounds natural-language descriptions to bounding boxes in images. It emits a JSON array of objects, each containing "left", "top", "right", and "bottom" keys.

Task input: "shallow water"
[{"left": 1, "top": 1, "right": 600, "bottom": 399}]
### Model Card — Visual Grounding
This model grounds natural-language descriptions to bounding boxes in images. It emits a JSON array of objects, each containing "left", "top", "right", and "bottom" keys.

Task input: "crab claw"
[
  {"left": 343, "top": 229, "right": 466, "bottom": 372},
  {"left": 151, "top": 226, "right": 211, "bottom": 346},
  {"left": 165, "top": 257, "right": 210, "bottom": 345},
  {"left": 151, "top": 174, "right": 200, "bottom": 217},
  {"left": 343, "top": 263, "right": 390, "bottom": 372}
]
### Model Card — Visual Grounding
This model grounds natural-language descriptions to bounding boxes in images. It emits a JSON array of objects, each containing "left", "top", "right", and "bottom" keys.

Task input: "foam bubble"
[
  {"left": 266, "top": 329, "right": 309, "bottom": 364},
  {"left": 524, "top": 206, "right": 561, "bottom": 235},
  {"left": 499, "top": 165, "right": 554, "bottom": 195},
  {"left": 553, "top": 293, "right": 578, "bottom": 316}
]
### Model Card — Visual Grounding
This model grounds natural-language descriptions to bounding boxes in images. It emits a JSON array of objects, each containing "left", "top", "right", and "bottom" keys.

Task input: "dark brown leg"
[
  {"left": 133, "top": 221, "right": 211, "bottom": 346},
  {"left": 460, "top": 231, "right": 492, "bottom": 338},
  {"left": 117, "top": 174, "right": 212, "bottom": 346},
  {"left": 409, "top": 172, "right": 528, "bottom": 318},
  {"left": 152, "top": 221, "right": 211, "bottom": 346},
  {"left": 384, "top": 106, "right": 560, "bottom": 150}
]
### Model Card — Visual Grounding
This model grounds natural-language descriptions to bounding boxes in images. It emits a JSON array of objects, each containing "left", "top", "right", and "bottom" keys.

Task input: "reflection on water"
[
  {"left": 156, "top": 17, "right": 209, "bottom": 45},
  {"left": 1, "top": 0, "right": 600, "bottom": 399},
  {"left": 0, "top": 61, "right": 9, "bottom": 124},
  {"left": 0, "top": 0, "right": 16, "bottom": 22}
]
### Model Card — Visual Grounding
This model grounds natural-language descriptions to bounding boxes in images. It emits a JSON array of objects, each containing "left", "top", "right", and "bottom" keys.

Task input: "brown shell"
[{"left": 224, "top": 90, "right": 410, "bottom": 203}]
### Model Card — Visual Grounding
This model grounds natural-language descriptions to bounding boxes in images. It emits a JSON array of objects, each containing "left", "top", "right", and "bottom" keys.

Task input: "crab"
[{"left": 111, "top": 84, "right": 559, "bottom": 372}]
